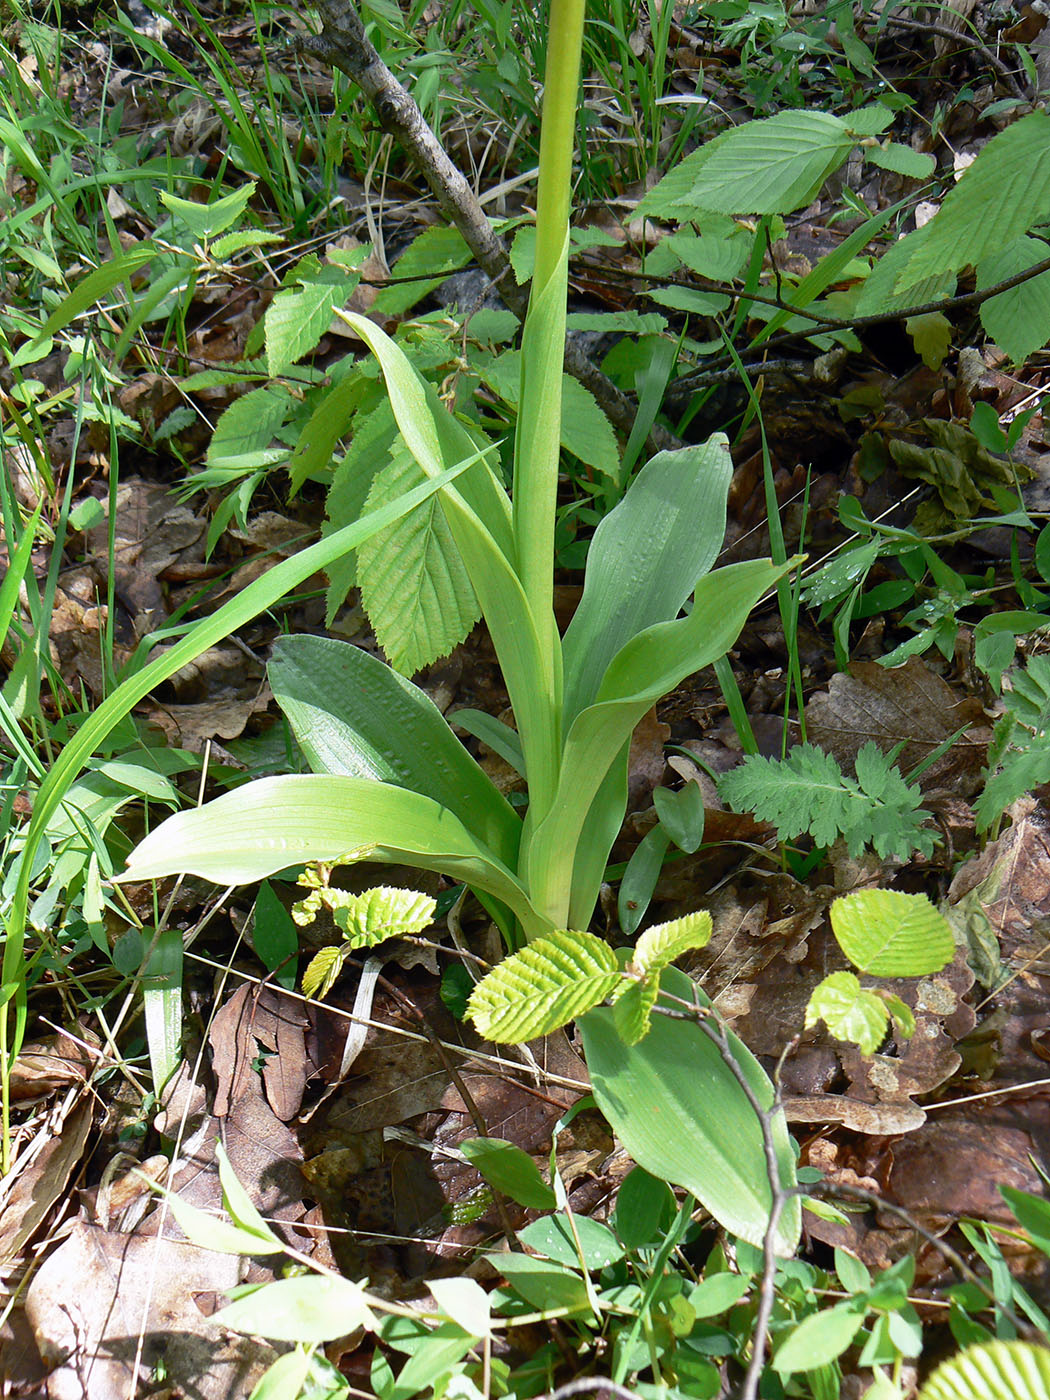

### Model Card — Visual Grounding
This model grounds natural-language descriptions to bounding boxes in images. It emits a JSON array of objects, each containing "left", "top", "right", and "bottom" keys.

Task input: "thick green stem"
[{"left": 511, "top": 0, "right": 585, "bottom": 654}]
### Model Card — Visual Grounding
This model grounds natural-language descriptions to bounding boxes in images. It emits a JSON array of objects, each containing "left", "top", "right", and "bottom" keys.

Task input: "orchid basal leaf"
[{"left": 120, "top": 775, "right": 547, "bottom": 939}]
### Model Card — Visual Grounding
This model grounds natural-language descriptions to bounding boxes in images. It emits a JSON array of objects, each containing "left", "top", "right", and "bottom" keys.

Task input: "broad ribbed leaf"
[
  {"left": 561, "top": 438, "right": 732, "bottom": 721},
  {"left": 830, "top": 890, "right": 954, "bottom": 977},
  {"left": 581, "top": 966, "right": 801, "bottom": 1253},
  {"left": 357, "top": 443, "right": 479, "bottom": 675},
  {"left": 977, "top": 236, "right": 1050, "bottom": 365},
  {"left": 526, "top": 558, "right": 794, "bottom": 922},
  {"left": 121, "top": 774, "right": 546, "bottom": 940},
  {"left": 466, "top": 930, "right": 620, "bottom": 1042},
  {"left": 333, "top": 886, "right": 436, "bottom": 945},
  {"left": 855, "top": 220, "right": 956, "bottom": 317},
  {"left": 319, "top": 396, "right": 397, "bottom": 597},
  {"left": 918, "top": 1341, "right": 1050, "bottom": 1400},
  {"left": 896, "top": 111, "right": 1050, "bottom": 291},
  {"left": 265, "top": 259, "right": 358, "bottom": 376},
  {"left": 662, "top": 111, "right": 852, "bottom": 215},
  {"left": 805, "top": 971, "right": 889, "bottom": 1055},
  {"left": 268, "top": 635, "right": 520, "bottom": 866}
]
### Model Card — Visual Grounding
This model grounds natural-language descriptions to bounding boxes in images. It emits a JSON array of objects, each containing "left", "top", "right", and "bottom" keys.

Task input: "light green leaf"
[
  {"left": 688, "top": 1272, "right": 751, "bottom": 1317},
  {"left": 466, "top": 931, "right": 620, "bottom": 1042},
  {"left": 614, "top": 909, "right": 714, "bottom": 1044},
  {"left": 977, "top": 236, "right": 1050, "bottom": 365},
  {"left": 247, "top": 1348, "right": 313, "bottom": 1400},
  {"left": 268, "top": 635, "right": 520, "bottom": 865},
  {"left": 266, "top": 262, "right": 358, "bottom": 377},
  {"left": 207, "top": 387, "right": 291, "bottom": 473},
  {"left": 562, "top": 437, "right": 733, "bottom": 721},
  {"left": 882, "top": 992, "right": 915, "bottom": 1039},
  {"left": 302, "top": 945, "right": 348, "bottom": 1000},
  {"left": 450, "top": 709, "right": 525, "bottom": 776},
  {"left": 430, "top": 1277, "right": 492, "bottom": 1339},
  {"left": 480, "top": 350, "right": 619, "bottom": 480},
  {"left": 895, "top": 111, "right": 1050, "bottom": 291},
  {"left": 357, "top": 443, "right": 480, "bottom": 675},
  {"left": 906, "top": 311, "right": 952, "bottom": 370},
  {"left": 29, "top": 242, "right": 160, "bottom": 345},
  {"left": 805, "top": 971, "right": 890, "bottom": 1055},
  {"left": 580, "top": 966, "right": 801, "bottom": 1254},
  {"left": 855, "top": 221, "right": 956, "bottom": 317},
  {"left": 120, "top": 774, "right": 546, "bottom": 940},
  {"left": 653, "top": 782, "right": 706, "bottom": 853},
  {"left": 662, "top": 111, "right": 853, "bottom": 215},
  {"left": 918, "top": 1340, "right": 1050, "bottom": 1400},
  {"left": 458, "top": 1137, "right": 557, "bottom": 1210},
  {"left": 865, "top": 143, "right": 936, "bottom": 179},
  {"left": 772, "top": 1299, "right": 866, "bottom": 1374},
  {"left": 488, "top": 1254, "right": 591, "bottom": 1315},
  {"left": 159, "top": 182, "right": 256, "bottom": 239},
  {"left": 142, "top": 1176, "right": 283, "bottom": 1256},
  {"left": 830, "top": 890, "right": 955, "bottom": 976},
  {"left": 666, "top": 230, "right": 750, "bottom": 281},
  {"left": 215, "top": 1142, "right": 281, "bottom": 1243},
  {"left": 333, "top": 886, "right": 436, "bottom": 945},
  {"left": 216, "top": 1276, "right": 376, "bottom": 1342},
  {"left": 517, "top": 1214, "right": 624, "bottom": 1270}
]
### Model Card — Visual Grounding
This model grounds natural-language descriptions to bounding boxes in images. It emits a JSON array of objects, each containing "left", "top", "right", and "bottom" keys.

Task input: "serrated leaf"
[
  {"left": 805, "top": 971, "right": 890, "bottom": 1054},
  {"left": 466, "top": 931, "right": 620, "bottom": 1042},
  {"left": 266, "top": 265, "right": 353, "bottom": 377},
  {"left": 659, "top": 110, "right": 853, "bottom": 216},
  {"left": 357, "top": 443, "right": 479, "bottom": 675},
  {"left": 977, "top": 236, "right": 1050, "bottom": 365},
  {"left": 866, "top": 143, "right": 936, "bottom": 179},
  {"left": 665, "top": 230, "right": 750, "bottom": 281},
  {"left": 895, "top": 111, "right": 1050, "bottom": 292},
  {"left": 206, "top": 386, "right": 291, "bottom": 473},
  {"left": 632, "top": 910, "right": 713, "bottom": 976},
  {"left": 1004, "top": 654, "right": 1050, "bottom": 734},
  {"left": 333, "top": 885, "right": 436, "bottom": 945},
  {"left": 302, "top": 945, "right": 348, "bottom": 1000},
  {"left": 371, "top": 223, "right": 472, "bottom": 317},
  {"left": 856, "top": 220, "right": 957, "bottom": 317},
  {"left": 830, "top": 890, "right": 955, "bottom": 976},
  {"left": 976, "top": 738, "right": 1050, "bottom": 832},
  {"left": 917, "top": 1340, "right": 1050, "bottom": 1400}
]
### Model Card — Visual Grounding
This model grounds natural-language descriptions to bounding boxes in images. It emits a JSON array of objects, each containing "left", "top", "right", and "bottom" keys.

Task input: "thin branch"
[
  {"left": 541, "top": 1380, "right": 640, "bottom": 1400},
  {"left": 879, "top": 13, "right": 1028, "bottom": 98},
  {"left": 298, "top": 0, "right": 681, "bottom": 451}
]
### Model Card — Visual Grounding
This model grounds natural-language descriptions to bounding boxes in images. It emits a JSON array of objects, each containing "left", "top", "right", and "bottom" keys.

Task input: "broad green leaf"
[
  {"left": 517, "top": 1214, "right": 624, "bottom": 1270},
  {"left": 527, "top": 557, "right": 794, "bottom": 918},
  {"left": 866, "top": 143, "right": 936, "bottom": 179},
  {"left": 666, "top": 229, "right": 750, "bottom": 281},
  {"left": 358, "top": 443, "right": 479, "bottom": 675},
  {"left": 458, "top": 1137, "right": 557, "bottom": 1210},
  {"left": 580, "top": 966, "right": 801, "bottom": 1254},
  {"left": 429, "top": 1277, "right": 492, "bottom": 1339},
  {"left": 653, "top": 782, "right": 706, "bottom": 853},
  {"left": 688, "top": 1273, "right": 751, "bottom": 1318},
  {"left": 216, "top": 1276, "right": 376, "bottom": 1342},
  {"left": 830, "top": 890, "right": 955, "bottom": 977},
  {"left": 159, "top": 182, "right": 256, "bottom": 239},
  {"left": 772, "top": 1299, "right": 866, "bottom": 1374},
  {"left": 661, "top": 111, "right": 853, "bottom": 216},
  {"left": 977, "top": 236, "right": 1050, "bottom": 365},
  {"left": 268, "top": 635, "right": 520, "bottom": 865},
  {"left": 333, "top": 886, "right": 436, "bottom": 945},
  {"left": 480, "top": 349, "right": 619, "bottom": 480},
  {"left": 567, "top": 742, "right": 630, "bottom": 930},
  {"left": 251, "top": 883, "right": 298, "bottom": 991},
  {"left": 488, "top": 1254, "right": 592, "bottom": 1315},
  {"left": 247, "top": 1348, "right": 312, "bottom": 1400},
  {"left": 834, "top": 1246, "right": 872, "bottom": 1294},
  {"left": 292, "top": 371, "right": 372, "bottom": 501},
  {"left": 805, "top": 971, "right": 889, "bottom": 1055},
  {"left": 636, "top": 144, "right": 716, "bottom": 218},
  {"left": 120, "top": 774, "right": 546, "bottom": 940},
  {"left": 612, "top": 1168, "right": 675, "bottom": 1249},
  {"left": 265, "top": 259, "right": 360, "bottom": 377},
  {"left": 142, "top": 929, "right": 182, "bottom": 1095},
  {"left": 896, "top": 112, "right": 1050, "bottom": 291},
  {"left": 617, "top": 825, "right": 670, "bottom": 940},
  {"left": 561, "top": 438, "right": 733, "bottom": 721},
  {"left": 855, "top": 220, "right": 956, "bottom": 317},
  {"left": 918, "top": 1340, "right": 1050, "bottom": 1400},
  {"left": 206, "top": 387, "right": 291, "bottom": 474},
  {"left": 466, "top": 931, "right": 620, "bottom": 1042},
  {"left": 388, "top": 1324, "right": 476, "bottom": 1399}
]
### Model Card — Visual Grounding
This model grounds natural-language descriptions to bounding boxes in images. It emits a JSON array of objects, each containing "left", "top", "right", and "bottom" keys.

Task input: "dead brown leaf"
[{"left": 209, "top": 983, "right": 309, "bottom": 1122}]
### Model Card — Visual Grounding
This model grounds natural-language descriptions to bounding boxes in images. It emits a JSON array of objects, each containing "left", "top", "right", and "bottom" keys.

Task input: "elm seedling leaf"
[{"left": 466, "top": 931, "right": 620, "bottom": 1042}]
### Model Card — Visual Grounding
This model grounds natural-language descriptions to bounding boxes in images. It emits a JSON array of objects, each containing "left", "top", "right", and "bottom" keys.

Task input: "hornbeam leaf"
[
  {"left": 467, "top": 931, "right": 621, "bottom": 1042},
  {"left": 830, "top": 890, "right": 954, "bottom": 977}
]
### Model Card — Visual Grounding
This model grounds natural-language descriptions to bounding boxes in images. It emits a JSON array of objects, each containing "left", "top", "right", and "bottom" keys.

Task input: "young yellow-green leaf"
[
  {"left": 216, "top": 1276, "right": 376, "bottom": 1343},
  {"left": 332, "top": 886, "right": 437, "bottom": 947},
  {"left": 881, "top": 991, "right": 916, "bottom": 1040},
  {"left": 466, "top": 931, "right": 620, "bottom": 1043},
  {"left": 613, "top": 910, "right": 715, "bottom": 1045},
  {"left": 830, "top": 890, "right": 955, "bottom": 977},
  {"left": 302, "top": 945, "right": 348, "bottom": 1001},
  {"left": 805, "top": 971, "right": 889, "bottom": 1055},
  {"left": 906, "top": 311, "right": 952, "bottom": 370}
]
